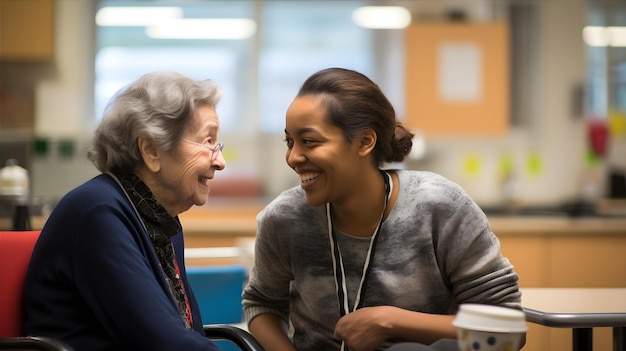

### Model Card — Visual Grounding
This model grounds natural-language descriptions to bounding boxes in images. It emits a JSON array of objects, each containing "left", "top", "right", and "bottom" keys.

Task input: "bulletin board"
[{"left": 405, "top": 22, "right": 509, "bottom": 136}]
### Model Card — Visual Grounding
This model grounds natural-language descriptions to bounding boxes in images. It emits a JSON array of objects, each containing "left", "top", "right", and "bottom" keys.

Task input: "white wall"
[
  {"left": 30, "top": 0, "right": 98, "bottom": 200},
  {"left": 397, "top": 0, "right": 591, "bottom": 208}
]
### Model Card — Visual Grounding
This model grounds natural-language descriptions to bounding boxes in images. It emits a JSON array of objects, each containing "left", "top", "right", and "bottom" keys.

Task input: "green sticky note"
[
  {"left": 585, "top": 148, "right": 601, "bottom": 168},
  {"left": 526, "top": 152, "right": 543, "bottom": 177},
  {"left": 498, "top": 153, "right": 514, "bottom": 179},
  {"left": 58, "top": 139, "right": 76, "bottom": 159},
  {"left": 33, "top": 138, "right": 49, "bottom": 158}
]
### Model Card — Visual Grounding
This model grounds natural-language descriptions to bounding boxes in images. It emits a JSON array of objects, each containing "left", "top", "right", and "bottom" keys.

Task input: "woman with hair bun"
[{"left": 243, "top": 68, "right": 523, "bottom": 351}]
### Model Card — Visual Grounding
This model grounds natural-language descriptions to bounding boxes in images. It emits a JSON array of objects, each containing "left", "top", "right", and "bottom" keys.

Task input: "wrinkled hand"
[{"left": 333, "top": 306, "right": 393, "bottom": 351}]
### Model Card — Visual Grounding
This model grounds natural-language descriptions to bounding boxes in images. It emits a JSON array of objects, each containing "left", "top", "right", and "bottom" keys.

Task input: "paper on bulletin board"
[{"left": 438, "top": 42, "right": 482, "bottom": 103}]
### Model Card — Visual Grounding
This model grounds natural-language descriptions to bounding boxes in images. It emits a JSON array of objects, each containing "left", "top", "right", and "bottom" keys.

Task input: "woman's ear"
[
  {"left": 138, "top": 135, "right": 161, "bottom": 173},
  {"left": 357, "top": 129, "right": 377, "bottom": 157}
]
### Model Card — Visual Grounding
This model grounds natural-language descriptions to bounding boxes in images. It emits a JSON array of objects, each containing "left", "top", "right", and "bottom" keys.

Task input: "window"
[
  {"left": 95, "top": 0, "right": 375, "bottom": 134},
  {"left": 258, "top": 1, "right": 372, "bottom": 132},
  {"left": 95, "top": 1, "right": 255, "bottom": 131}
]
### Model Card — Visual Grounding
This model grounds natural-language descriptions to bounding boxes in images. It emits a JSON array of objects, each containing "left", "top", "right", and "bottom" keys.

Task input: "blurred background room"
[
  {"left": 1, "top": 0, "right": 625, "bottom": 214},
  {"left": 1, "top": 1, "right": 626, "bottom": 350},
  {"left": 0, "top": 0, "right": 626, "bottom": 216}
]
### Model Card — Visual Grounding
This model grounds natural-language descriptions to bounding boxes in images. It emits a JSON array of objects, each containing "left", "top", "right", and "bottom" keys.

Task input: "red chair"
[
  {"left": 0, "top": 230, "right": 73, "bottom": 350},
  {"left": 0, "top": 230, "right": 264, "bottom": 351}
]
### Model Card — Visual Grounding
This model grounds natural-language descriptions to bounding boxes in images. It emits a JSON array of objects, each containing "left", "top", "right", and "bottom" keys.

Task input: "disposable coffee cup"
[{"left": 453, "top": 304, "right": 527, "bottom": 351}]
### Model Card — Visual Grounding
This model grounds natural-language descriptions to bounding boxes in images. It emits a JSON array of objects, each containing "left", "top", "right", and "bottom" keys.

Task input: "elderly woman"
[{"left": 22, "top": 72, "right": 226, "bottom": 350}]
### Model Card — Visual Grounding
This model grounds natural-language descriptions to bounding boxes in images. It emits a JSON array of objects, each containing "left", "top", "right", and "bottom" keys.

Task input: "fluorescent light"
[
  {"left": 146, "top": 18, "right": 257, "bottom": 40},
  {"left": 352, "top": 6, "right": 411, "bottom": 29},
  {"left": 583, "top": 26, "right": 610, "bottom": 47},
  {"left": 96, "top": 7, "right": 183, "bottom": 26},
  {"left": 608, "top": 27, "right": 626, "bottom": 47},
  {"left": 583, "top": 26, "right": 626, "bottom": 47}
]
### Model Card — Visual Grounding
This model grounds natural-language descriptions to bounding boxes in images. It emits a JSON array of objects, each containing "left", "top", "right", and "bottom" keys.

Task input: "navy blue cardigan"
[{"left": 22, "top": 174, "right": 220, "bottom": 351}]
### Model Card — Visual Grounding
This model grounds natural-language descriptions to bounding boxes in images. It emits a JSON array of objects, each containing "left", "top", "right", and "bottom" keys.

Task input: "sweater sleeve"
[
  {"left": 432, "top": 179, "right": 522, "bottom": 310},
  {"left": 242, "top": 192, "right": 297, "bottom": 325}
]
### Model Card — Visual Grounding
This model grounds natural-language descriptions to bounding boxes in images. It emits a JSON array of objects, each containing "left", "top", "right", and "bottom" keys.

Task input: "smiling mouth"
[
  {"left": 199, "top": 176, "right": 209, "bottom": 185},
  {"left": 299, "top": 172, "right": 320, "bottom": 184}
]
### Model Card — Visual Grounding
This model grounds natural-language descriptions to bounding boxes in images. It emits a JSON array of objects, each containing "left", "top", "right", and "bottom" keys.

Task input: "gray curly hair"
[{"left": 87, "top": 71, "right": 222, "bottom": 173}]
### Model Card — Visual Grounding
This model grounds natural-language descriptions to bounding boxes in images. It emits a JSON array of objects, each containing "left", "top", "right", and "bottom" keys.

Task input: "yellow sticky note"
[
  {"left": 608, "top": 110, "right": 626, "bottom": 138},
  {"left": 221, "top": 148, "right": 237, "bottom": 162},
  {"left": 462, "top": 154, "right": 482, "bottom": 178}
]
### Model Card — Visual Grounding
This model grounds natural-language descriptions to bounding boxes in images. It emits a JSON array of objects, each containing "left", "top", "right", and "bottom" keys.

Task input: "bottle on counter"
[{"left": 0, "top": 159, "right": 31, "bottom": 231}]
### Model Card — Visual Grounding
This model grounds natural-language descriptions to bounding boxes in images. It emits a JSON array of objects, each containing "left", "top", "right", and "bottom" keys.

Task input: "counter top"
[
  {"left": 2, "top": 200, "right": 625, "bottom": 236},
  {"left": 181, "top": 210, "right": 626, "bottom": 237},
  {"left": 487, "top": 216, "right": 626, "bottom": 235},
  {"left": 177, "top": 200, "right": 626, "bottom": 236}
]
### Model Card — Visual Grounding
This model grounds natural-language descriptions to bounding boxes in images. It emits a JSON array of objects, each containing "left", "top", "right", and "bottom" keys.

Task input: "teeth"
[{"left": 299, "top": 173, "right": 319, "bottom": 183}]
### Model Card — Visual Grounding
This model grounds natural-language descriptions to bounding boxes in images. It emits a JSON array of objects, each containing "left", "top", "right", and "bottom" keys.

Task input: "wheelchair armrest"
[
  {"left": 204, "top": 324, "right": 265, "bottom": 351},
  {"left": 0, "top": 336, "right": 74, "bottom": 351}
]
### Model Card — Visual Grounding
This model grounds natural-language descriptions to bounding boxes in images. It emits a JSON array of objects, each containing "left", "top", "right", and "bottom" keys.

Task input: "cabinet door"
[
  {"left": 549, "top": 234, "right": 626, "bottom": 287},
  {"left": 0, "top": 0, "right": 54, "bottom": 61}
]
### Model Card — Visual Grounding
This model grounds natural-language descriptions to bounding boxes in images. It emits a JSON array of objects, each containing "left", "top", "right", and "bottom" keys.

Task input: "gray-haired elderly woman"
[{"left": 22, "top": 71, "right": 226, "bottom": 351}]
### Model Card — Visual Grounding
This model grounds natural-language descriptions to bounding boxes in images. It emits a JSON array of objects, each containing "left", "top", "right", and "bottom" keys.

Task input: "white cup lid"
[{"left": 453, "top": 304, "right": 527, "bottom": 333}]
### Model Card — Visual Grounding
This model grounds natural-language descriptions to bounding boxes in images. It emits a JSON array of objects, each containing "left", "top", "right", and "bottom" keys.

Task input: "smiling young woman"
[{"left": 242, "top": 67, "right": 525, "bottom": 351}]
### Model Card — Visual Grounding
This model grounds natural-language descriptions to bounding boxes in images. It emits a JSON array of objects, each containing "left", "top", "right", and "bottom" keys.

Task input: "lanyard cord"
[{"left": 327, "top": 171, "right": 392, "bottom": 350}]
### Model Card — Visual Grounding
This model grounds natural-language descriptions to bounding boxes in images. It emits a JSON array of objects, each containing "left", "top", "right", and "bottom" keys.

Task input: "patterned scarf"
[{"left": 115, "top": 171, "right": 193, "bottom": 330}]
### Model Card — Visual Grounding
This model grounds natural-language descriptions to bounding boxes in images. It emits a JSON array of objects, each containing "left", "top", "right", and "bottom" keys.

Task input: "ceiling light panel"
[
  {"left": 352, "top": 6, "right": 411, "bottom": 29},
  {"left": 96, "top": 6, "right": 183, "bottom": 26},
  {"left": 146, "top": 18, "right": 257, "bottom": 40}
]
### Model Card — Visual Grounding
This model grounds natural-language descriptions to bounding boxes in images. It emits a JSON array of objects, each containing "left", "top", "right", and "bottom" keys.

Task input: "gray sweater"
[{"left": 242, "top": 170, "right": 521, "bottom": 351}]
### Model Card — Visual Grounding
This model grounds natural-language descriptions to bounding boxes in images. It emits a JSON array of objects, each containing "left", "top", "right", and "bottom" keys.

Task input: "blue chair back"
[{"left": 186, "top": 264, "right": 247, "bottom": 325}]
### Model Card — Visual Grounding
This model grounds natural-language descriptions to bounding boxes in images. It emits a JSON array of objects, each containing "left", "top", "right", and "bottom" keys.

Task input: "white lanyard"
[{"left": 327, "top": 171, "right": 392, "bottom": 351}]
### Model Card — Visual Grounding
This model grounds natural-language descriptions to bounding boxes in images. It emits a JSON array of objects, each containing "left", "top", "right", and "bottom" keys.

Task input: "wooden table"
[{"left": 521, "top": 288, "right": 626, "bottom": 351}]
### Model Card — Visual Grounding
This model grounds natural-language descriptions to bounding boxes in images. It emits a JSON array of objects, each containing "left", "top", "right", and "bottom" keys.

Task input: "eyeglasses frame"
[{"left": 182, "top": 139, "right": 224, "bottom": 161}]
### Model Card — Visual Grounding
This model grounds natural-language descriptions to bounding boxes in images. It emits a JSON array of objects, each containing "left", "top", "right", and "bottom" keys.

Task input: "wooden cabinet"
[
  {"left": 495, "top": 220, "right": 626, "bottom": 351},
  {"left": 0, "top": 0, "right": 54, "bottom": 61}
]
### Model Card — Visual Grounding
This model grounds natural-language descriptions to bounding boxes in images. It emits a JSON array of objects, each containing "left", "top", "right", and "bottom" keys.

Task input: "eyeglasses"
[{"left": 182, "top": 139, "right": 224, "bottom": 161}]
